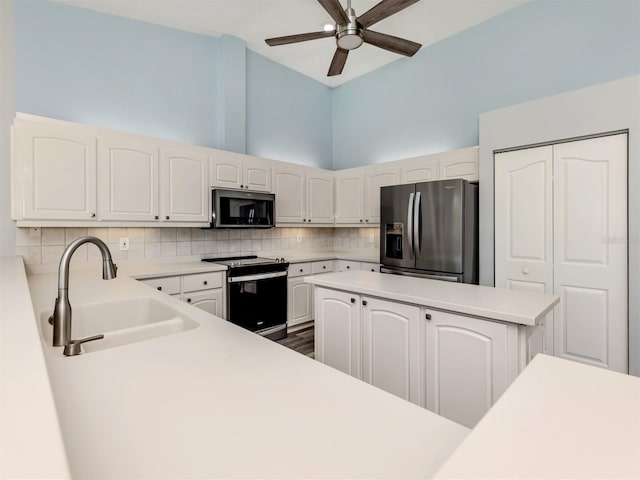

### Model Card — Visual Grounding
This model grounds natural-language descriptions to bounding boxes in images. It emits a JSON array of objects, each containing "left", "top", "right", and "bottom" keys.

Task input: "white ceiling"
[{"left": 55, "top": 0, "right": 528, "bottom": 87}]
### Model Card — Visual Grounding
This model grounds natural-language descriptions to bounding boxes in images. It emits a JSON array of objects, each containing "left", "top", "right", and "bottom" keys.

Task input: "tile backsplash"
[{"left": 16, "top": 227, "right": 379, "bottom": 265}]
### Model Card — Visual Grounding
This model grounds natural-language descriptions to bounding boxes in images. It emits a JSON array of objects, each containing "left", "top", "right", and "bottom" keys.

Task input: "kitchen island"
[{"left": 11, "top": 257, "right": 469, "bottom": 478}]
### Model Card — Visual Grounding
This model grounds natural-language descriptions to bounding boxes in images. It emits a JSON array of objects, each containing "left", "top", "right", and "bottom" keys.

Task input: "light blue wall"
[
  {"left": 246, "top": 51, "right": 333, "bottom": 169},
  {"left": 14, "top": 0, "right": 220, "bottom": 148},
  {"left": 332, "top": 0, "right": 640, "bottom": 169}
]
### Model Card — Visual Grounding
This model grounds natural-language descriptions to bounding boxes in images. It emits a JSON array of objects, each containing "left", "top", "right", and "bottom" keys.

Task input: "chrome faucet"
[{"left": 50, "top": 236, "right": 117, "bottom": 356}]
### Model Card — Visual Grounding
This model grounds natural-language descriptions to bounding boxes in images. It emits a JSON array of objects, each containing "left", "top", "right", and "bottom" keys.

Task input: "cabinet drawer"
[
  {"left": 312, "top": 260, "right": 334, "bottom": 274},
  {"left": 360, "top": 262, "right": 380, "bottom": 273},
  {"left": 337, "top": 260, "right": 359, "bottom": 272},
  {"left": 289, "top": 262, "right": 312, "bottom": 278},
  {"left": 183, "top": 271, "right": 223, "bottom": 293},
  {"left": 141, "top": 276, "right": 181, "bottom": 295}
]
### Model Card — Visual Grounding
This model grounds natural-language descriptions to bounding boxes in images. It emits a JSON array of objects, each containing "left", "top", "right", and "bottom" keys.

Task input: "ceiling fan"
[{"left": 265, "top": 0, "right": 422, "bottom": 77}]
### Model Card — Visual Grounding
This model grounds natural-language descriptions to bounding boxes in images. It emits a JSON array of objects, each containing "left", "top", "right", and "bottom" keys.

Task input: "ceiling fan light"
[
  {"left": 337, "top": 32, "right": 363, "bottom": 50},
  {"left": 322, "top": 22, "right": 336, "bottom": 32}
]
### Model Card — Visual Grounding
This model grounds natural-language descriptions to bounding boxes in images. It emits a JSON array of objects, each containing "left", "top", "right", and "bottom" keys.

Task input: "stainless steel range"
[{"left": 202, "top": 255, "right": 289, "bottom": 340}]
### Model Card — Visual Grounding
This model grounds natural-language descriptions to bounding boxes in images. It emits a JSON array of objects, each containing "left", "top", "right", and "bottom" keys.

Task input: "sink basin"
[{"left": 40, "top": 297, "right": 198, "bottom": 354}]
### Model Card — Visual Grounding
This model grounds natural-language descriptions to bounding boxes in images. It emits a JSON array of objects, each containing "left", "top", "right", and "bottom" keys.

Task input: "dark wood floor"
[{"left": 277, "top": 326, "right": 314, "bottom": 359}]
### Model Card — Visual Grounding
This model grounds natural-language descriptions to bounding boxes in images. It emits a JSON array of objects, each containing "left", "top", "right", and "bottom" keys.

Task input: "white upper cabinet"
[
  {"left": 161, "top": 147, "right": 209, "bottom": 223},
  {"left": 364, "top": 167, "right": 401, "bottom": 224},
  {"left": 210, "top": 150, "right": 271, "bottom": 192},
  {"left": 401, "top": 156, "right": 439, "bottom": 184},
  {"left": 16, "top": 123, "right": 97, "bottom": 220},
  {"left": 306, "top": 169, "right": 334, "bottom": 224},
  {"left": 99, "top": 137, "right": 159, "bottom": 222},
  {"left": 272, "top": 165, "right": 306, "bottom": 223},
  {"left": 438, "top": 148, "right": 479, "bottom": 181},
  {"left": 334, "top": 170, "right": 365, "bottom": 224}
]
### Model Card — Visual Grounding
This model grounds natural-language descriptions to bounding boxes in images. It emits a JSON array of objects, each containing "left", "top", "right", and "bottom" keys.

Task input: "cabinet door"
[
  {"left": 210, "top": 152, "right": 242, "bottom": 189},
  {"left": 438, "top": 148, "right": 478, "bottom": 181},
  {"left": 334, "top": 171, "right": 364, "bottom": 224},
  {"left": 272, "top": 165, "right": 306, "bottom": 223},
  {"left": 425, "top": 310, "right": 510, "bottom": 428},
  {"left": 306, "top": 170, "right": 334, "bottom": 224},
  {"left": 184, "top": 289, "right": 224, "bottom": 318},
  {"left": 99, "top": 137, "right": 159, "bottom": 221},
  {"left": 553, "top": 134, "right": 628, "bottom": 373},
  {"left": 161, "top": 148, "right": 209, "bottom": 222},
  {"left": 287, "top": 277, "right": 313, "bottom": 326},
  {"left": 243, "top": 157, "right": 271, "bottom": 192},
  {"left": 18, "top": 124, "right": 97, "bottom": 220},
  {"left": 401, "top": 156, "right": 439, "bottom": 184},
  {"left": 361, "top": 297, "right": 421, "bottom": 404},
  {"left": 314, "top": 288, "right": 361, "bottom": 378},
  {"left": 494, "top": 145, "right": 554, "bottom": 355},
  {"left": 364, "top": 167, "right": 401, "bottom": 224}
]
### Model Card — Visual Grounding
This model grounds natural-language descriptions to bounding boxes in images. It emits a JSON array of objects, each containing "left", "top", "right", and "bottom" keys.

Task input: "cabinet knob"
[
  {"left": 350, "top": 298, "right": 356, "bottom": 303},
  {"left": 523, "top": 268, "right": 529, "bottom": 275},
  {"left": 365, "top": 219, "right": 369, "bottom": 223},
  {"left": 157, "top": 286, "right": 162, "bottom": 291},
  {"left": 90, "top": 213, "right": 96, "bottom": 218},
  {"left": 299, "top": 268, "right": 303, "bottom": 272},
  {"left": 425, "top": 313, "right": 432, "bottom": 320},
  {"left": 303, "top": 219, "right": 306, "bottom": 222},
  {"left": 240, "top": 184, "right": 244, "bottom": 188},
  {"left": 154, "top": 215, "right": 159, "bottom": 220},
  {"left": 165, "top": 216, "right": 170, "bottom": 220},
  {"left": 187, "top": 298, "right": 191, "bottom": 303},
  {"left": 245, "top": 185, "right": 249, "bottom": 189},
  {"left": 323, "top": 266, "right": 326, "bottom": 269},
  {"left": 359, "top": 219, "right": 363, "bottom": 223},
  {"left": 346, "top": 266, "right": 350, "bottom": 269},
  {"left": 203, "top": 280, "right": 208, "bottom": 285},
  {"left": 371, "top": 268, "right": 375, "bottom": 272},
  {"left": 362, "top": 300, "right": 368, "bottom": 306}
]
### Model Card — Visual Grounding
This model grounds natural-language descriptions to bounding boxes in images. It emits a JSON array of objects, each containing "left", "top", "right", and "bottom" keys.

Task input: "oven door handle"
[{"left": 228, "top": 270, "right": 288, "bottom": 283}]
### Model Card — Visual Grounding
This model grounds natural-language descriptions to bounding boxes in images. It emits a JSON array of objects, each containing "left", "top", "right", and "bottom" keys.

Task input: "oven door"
[{"left": 227, "top": 271, "right": 287, "bottom": 332}]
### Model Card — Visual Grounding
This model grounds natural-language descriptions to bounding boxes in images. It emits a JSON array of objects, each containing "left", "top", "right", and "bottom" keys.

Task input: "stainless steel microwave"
[{"left": 210, "top": 189, "right": 275, "bottom": 228}]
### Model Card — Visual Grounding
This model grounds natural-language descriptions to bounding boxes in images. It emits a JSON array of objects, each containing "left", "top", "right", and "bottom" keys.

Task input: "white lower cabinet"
[
  {"left": 314, "top": 286, "right": 527, "bottom": 428},
  {"left": 361, "top": 297, "right": 421, "bottom": 404},
  {"left": 315, "top": 288, "right": 361, "bottom": 378},
  {"left": 287, "top": 277, "right": 313, "bottom": 327},
  {"left": 424, "top": 309, "right": 514, "bottom": 428},
  {"left": 138, "top": 271, "right": 226, "bottom": 319}
]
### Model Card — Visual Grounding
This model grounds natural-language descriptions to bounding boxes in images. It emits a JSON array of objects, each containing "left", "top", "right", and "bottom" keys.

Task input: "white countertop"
[
  {"left": 20, "top": 258, "right": 469, "bottom": 478},
  {"left": 434, "top": 354, "right": 640, "bottom": 479},
  {"left": 305, "top": 271, "right": 559, "bottom": 326}
]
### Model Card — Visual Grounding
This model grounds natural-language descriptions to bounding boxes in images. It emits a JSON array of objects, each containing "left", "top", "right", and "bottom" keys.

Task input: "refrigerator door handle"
[
  {"left": 414, "top": 191, "right": 421, "bottom": 258},
  {"left": 407, "top": 192, "right": 415, "bottom": 259}
]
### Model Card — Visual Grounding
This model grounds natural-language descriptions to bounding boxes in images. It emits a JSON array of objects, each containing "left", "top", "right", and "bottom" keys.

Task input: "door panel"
[
  {"left": 272, "top": 166, "right": 305, "bottom": 223},
  {"left": 185, "top": 289, "right": 224, "bottom": 318},
  {"left": 162, "top": 148, "right": 208, "bottom": 222},
  {"left": 335, "top": 173, "right": 364, "bottom": 224},
  {"left": 288, "top": 278, "right": 312, "bottom": 326},
  {"left": 307, "top": 172, "right": 334, "bottom": 224},
  {"left": 243, "top": 158, "right": 271, "bottom": 192},
  {"left": 361, "top": 298, "right": 420, "bottom": 404},
  {"left": 553, "top": 134, "right": 628, "bottom": 372},
  {"left": 364, "top": 168, "right": 400, "bottom": 223}
]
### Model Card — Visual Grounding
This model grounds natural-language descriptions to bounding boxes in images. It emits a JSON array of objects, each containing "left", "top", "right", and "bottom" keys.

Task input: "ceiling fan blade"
[
  {"left": 328, "top": 48, "right": 349, "bottom": 76},
  {"left": 357, "top": 0, "right": 419, "bottom": 28},
  {"left": 363, "top": 30, "right": 421, "bottom": 56},
  {"left": 265, "top": 30, "right": 335, "bottom": 46},
  {"left": 317, "top": 0, "right": 349, "bottom": 25}
]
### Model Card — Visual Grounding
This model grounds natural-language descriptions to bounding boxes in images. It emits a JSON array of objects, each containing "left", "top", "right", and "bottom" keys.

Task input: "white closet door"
[
  {"left": 494, "top": 145, "right": 554, "bottom": 354},
  {"left": 553, "top": 134, "right": 628, "bottom": 373}
]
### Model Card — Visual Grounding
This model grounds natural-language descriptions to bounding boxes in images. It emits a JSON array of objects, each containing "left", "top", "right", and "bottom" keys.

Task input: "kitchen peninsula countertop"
[
  {"left": 305, "top": 271, "right": 559, "bottom": 326},
  {"left": 16, "top": 256, "right": 469, "bottom": 478}
]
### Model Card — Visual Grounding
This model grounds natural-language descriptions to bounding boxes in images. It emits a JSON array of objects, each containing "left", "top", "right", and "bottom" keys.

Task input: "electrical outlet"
[
  {"left": 29, "top": 227, "right": 41, "bottom": 238},
  {"left": 119, "top": 237, "right": 129, "bottom": 251},
  {"left": 296, "top": 234, "right": 302, "bottom": 243},
  {"left": 368, "top": 234, "right": 375, "bottom": 244}
]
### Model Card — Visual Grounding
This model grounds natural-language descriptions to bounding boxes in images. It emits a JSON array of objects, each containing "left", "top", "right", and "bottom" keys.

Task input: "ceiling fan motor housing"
[{"left": 336, "top": 7, "right": 363, "bottom": 50}]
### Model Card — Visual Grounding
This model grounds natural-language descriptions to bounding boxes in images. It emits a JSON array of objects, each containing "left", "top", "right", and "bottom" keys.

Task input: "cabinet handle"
[
  {"left": 154, "top": 215, "right": 159, "bottom": 220},
  {"left": 362, "top": 300, "right": 368, "bottom": 306},
  {"left": 157, "top": 286, "right": 162, "bottom": 291},
  {"left": 425, "top": 313, "right": 432, "bottom": 320},
  {"left": 350, "top": 298, "right": 356, "bottom": 303},
  {"left": 165, "top": 216, "right": 170, "bottom": 220},
  {"left": 203, "top": 280, "right": 208, "bottom": 285},
  {"left": 90, "top": 213, "right": 96, "bottom": 218}
]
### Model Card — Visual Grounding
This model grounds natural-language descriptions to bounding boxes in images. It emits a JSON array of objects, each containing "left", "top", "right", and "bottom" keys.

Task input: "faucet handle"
[{"left": 63, "top": 334, "right": 104, "bottom": 356}]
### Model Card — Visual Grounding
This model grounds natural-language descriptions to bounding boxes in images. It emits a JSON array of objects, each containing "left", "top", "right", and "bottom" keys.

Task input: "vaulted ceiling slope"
[{"left": 54, "top": 0, "right": 528, "bottom": 87}]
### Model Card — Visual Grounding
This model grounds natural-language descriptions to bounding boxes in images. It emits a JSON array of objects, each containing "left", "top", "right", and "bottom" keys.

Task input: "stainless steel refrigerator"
[{"left": 379, "top": 179, "right": 478, "bottom": 284}]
